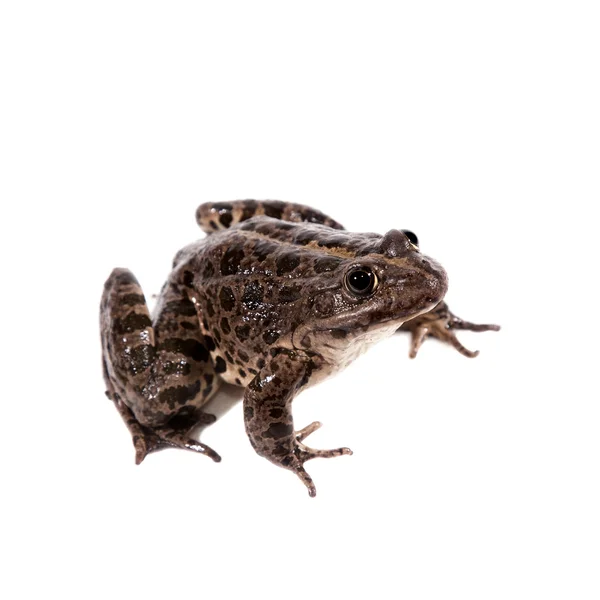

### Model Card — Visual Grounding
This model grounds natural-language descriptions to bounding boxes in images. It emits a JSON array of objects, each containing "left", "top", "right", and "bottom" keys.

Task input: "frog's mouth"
[{"left": 291, "top": 296, "right": 443, "bottom": 352}]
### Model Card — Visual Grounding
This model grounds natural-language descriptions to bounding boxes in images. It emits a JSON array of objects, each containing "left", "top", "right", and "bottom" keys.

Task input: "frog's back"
[{"left": 171, "top": 202, "right": 387, "bottom": 387}]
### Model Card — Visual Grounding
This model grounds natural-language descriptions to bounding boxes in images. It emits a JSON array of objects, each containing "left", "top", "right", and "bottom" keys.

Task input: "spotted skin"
[
  {"left": 196, "top": 200, "right": 344, "bottom": 234},
  {"left": 100, "top": 200, "right": 499, "bottom": 496}
]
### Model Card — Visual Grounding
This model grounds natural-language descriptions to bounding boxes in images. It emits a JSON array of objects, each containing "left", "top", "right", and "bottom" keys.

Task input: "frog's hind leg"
[
  {"left": 399, "top": 301, "right": 500, "bottom": 358},
  {"left": 196, "top": 200, "right": 345, "bottom": 233},
  {"left": 100, "top": 268, "right": 221, "bottom": 464}
]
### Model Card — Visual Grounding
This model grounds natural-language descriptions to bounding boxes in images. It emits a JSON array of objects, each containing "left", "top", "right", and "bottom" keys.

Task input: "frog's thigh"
[{"left": 100, "top": 268, "right": 219, "bottom": 426}]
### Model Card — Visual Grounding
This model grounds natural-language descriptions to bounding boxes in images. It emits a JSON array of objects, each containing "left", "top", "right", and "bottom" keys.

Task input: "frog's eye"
[
  {"left": 401, "top": 230, "right": 419, "bottom": 247},
  {"left": 345, "top": 267, "right": 378, "bottom": 297}
]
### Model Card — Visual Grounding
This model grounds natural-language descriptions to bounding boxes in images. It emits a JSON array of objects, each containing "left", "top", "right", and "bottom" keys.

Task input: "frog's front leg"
[
  {"left": 243, "top": 350, "right": 352, "bottom": 497},
  {"left": 100, "top": 268, "right": 221, "bottom": 464},
  {"left": 399, "top": 301, "right": 500, "bottom": 358}
]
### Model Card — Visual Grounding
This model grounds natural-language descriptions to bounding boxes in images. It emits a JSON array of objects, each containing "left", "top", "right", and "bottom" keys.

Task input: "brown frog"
[{"left": 100, "top": 200, "right": 499, "bottom": 496}]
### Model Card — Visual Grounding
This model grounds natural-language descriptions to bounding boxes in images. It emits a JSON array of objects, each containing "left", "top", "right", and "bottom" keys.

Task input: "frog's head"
[{"left": 292, "top": 229, "right": 448, "bottom": 360}]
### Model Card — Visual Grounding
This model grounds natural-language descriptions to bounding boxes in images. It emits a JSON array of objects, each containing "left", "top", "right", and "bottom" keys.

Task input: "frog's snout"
[{"left": 420, "top": 256, "right": 449, "bottom": 306}]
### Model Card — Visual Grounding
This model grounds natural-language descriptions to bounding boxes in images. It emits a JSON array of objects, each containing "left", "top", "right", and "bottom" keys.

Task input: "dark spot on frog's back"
[
  {"left": 220, "top": 246, "right": 245, "bottom": 276},
  {"left": 314, "top": 256, "right": 342, "bottom": 273},
  {"left": 278, "top": 284, "right": 301, "bottom": 303},
  {"left": 214, "top": 356, "right": 227, "bottom": 373},
  {"left": 242, "top": 281, "right": 264, "bottom": 309},
  {"left": 219, "top": 286, "right": 236, "bottom": 311},
  {"left": 253, "top": 240, "right": 278, "bottom": 262},
  {"left": 235, "top": 325, "right": 251, "bottom": 341},
  {"left": 165, "top": 299, "right": 196, "bottom": 317},
  {"left": 276, "top": 253, "right": 301, "bottom": 275},
  {"left": 263, "top": 330, "right": 280, "bottom": 344},
  {"left": 220, "top": 317, "right": 231, "bottom": 334}
]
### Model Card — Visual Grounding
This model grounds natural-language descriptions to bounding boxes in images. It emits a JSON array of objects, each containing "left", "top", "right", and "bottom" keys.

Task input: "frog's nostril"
[{"left": 380, "top": 229, "right": 412, "bottom": 258}]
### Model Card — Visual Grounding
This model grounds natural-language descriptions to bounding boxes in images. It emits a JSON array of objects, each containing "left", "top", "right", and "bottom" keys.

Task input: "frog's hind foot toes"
[
  {"left": 132, "top": 427, "right": 170, "bottom": 465},
  {"left": 113, "top": 398, "right": 221, "bottom": 464},
  {"left": 143, "top": 426, "right": 222, "bottom": 463},
  {"left": 133, "top": 426, "right": 222, "bottom": 464}
]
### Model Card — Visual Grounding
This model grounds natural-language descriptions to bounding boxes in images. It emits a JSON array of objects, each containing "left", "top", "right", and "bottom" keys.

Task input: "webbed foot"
[{"left": 112, "top": 395, "right": 221, "bottom": 464}]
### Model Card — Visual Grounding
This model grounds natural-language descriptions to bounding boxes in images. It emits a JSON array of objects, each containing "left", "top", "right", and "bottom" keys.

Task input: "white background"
[{"left": 1, "top": 2, "right": 598, "bottom": 599}]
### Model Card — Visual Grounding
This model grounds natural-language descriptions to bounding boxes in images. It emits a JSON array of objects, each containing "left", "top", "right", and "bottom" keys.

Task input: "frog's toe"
[
  {"left": 452, "top": 320, "right": 501, "bottom": 333},
  {"left": 403, "top": 303, "right": 500, "bottom": 358},
  {"left": 174, "top": 436, "right": 222, "bottom": 463},
  {"left": 288, "top": 444, "right": 352, "bottom": 497},
  {"left": 133, "top": 428, "right": 169, "bottom": 464},
  {"left": 132, "top": 427, "right": 223, "bottom": 464},
  {"left": 196, "top": 412, "right": 218, "bottom": 426},
  {"left": 293, "top": 465, "right": 317, "bottom": 498},
  {"left": 295, "top": 421, "right": 322, "bottom": 442},
  {"left": 154, "top": 428, "right": 222, "bottom": 462},
  {"left": 437, "top": 326, "right": 480, "bottom": 358},
  {"left": 294, "top": 422, "right": 353, "bottom": 462},
  {"left": 297, "top": 443, "right": 353, "bottom": 462},
  {"left": 282, "top": 425, "right": 353, "bottom": 497}
]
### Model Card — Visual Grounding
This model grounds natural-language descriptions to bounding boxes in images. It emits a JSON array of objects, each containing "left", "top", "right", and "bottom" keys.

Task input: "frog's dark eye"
[
  {"left": 345, "top": 267, "right": 378, "bottom": 297},
  {"left": 401, "top": 230, "right": 419, "bottom": 247}
]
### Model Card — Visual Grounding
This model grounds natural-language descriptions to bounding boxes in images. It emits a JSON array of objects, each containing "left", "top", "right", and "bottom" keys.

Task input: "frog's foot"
[
  {"left": 290, "top": 422, "right": 353, "bottom": 497},
  {"left": 400, "top": 301, "right": 500, "bottom": 358},
  {"left": 112, "top": 395, "right": 221, "bottom": 464}
]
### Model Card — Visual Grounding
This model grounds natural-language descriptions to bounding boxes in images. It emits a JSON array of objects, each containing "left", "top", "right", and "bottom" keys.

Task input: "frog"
[{"left": 100, "top": 200, "right": 499, "bottom": 496}]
